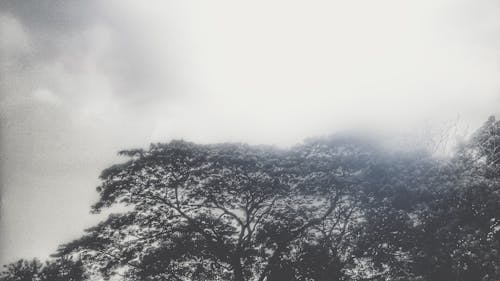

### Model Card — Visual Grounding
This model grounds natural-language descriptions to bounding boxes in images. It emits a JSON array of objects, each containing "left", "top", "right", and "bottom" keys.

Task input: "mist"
[{"left": 1, "top": 0, "right": 499, "bottom": 266}]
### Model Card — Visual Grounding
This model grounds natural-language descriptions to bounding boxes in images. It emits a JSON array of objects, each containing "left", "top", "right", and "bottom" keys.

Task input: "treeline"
[{"left": 2, "top": 117, "right": 499, "bottom": 281}]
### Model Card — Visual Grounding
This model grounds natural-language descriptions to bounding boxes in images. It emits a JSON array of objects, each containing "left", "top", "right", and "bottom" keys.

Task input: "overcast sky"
[{"left": 1, "top": 0, "right": 499, "bottom": 266}]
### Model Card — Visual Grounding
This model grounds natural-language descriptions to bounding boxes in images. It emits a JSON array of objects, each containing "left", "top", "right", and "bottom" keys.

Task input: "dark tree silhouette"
[
  {"left": 0, "top": 259, "right": 43, "bottom": 281},
  {"left": 55, "top": 139, "right": 371, "bottom": 281},
  {"left": 0, "top": 258, "right": 87, "bottom": 281},
  {"left": 2, "top": 116, "right": 500, "bottom": 281},
  {"left": 352, "top": 116, "right": 500, "bottom": 281}
]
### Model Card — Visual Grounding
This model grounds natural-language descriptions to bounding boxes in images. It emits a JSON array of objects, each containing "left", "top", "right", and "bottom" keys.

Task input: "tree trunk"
[{"left": 232, "top": 259, "right": 245, "bottom": 281}]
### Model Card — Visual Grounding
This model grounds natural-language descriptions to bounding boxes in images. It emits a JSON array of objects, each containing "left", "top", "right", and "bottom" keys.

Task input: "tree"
[
  {"left": 431, "top": 116, "right": 500, "bottom": 280},
  {"left": 353, "top": 116, "right": 500, "bottom": 281},
  {"left": 0, "top": 259, "right": 43, "bottom": 281},
  {"left": 3, "top": 116, "right": 500, "bottom": 281},
  {"left": 0, "top": 258, "right": 87, "bottom": 281},
  {"left": 352, "top": 151, "right": 444, "bottom": 281},
  {"left": 56, "top": 139, "right": 372, "bottom": 281},
  {"left": 403, "top": 116, "right": 500, "bottom": 281}
]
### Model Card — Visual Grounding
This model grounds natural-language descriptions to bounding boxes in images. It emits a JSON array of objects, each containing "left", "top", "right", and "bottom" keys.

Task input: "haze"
[{"left": 1, "top": 0, "right": 499, "bottom": 265}]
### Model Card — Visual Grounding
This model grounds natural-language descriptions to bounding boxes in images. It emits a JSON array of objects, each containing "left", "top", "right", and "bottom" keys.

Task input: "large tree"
[
  {"left": 3, "top": 117, "right": 500, "bottom": 281},
  {"left": 55, "top": 138, "right": 373, "bottom": 281}
]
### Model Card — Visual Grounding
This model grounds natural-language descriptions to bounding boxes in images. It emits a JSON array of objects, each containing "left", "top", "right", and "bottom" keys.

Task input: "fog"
[{"left": 1, "top": 0, "right": 499, "bottom": 265}]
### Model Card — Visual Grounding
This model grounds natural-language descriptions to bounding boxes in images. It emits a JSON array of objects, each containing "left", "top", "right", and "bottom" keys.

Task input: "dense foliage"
[
  {"left": 2, "top": 117, "right": 499, "bottom": 281},
  {"left": 0, "top": 258, "right": 87, "bottom": 281}
]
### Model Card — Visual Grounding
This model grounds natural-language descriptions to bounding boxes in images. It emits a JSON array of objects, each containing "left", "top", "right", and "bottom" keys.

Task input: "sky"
[{"left": 0, "top": 0, "right": 499, "bottom": 266}]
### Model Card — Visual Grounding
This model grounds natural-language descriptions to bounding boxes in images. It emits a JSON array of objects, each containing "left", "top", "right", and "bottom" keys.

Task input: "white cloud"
[{"left": 32, "top": 89, "right": 62, "bottom": 106}]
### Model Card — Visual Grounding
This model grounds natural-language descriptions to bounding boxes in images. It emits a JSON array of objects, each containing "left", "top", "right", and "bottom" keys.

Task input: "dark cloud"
[
  {"left": 0, "top": 0, "right": 98, "bottom": 62},
  {"left": 0, "top": 0, "right": 179, "bottom": 103},
  {"left": 0, "top": 0, "right": 94, "bottom": 30}
]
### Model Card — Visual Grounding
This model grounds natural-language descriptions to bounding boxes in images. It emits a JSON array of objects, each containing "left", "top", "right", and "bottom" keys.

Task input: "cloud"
[
  {"left": 32, "top": 89, "right": 62, "bottom": 106},
  {"left": 0, "top": 13, "right": 31, "bottom": 54},
  {"left": 1, "top": 0, "right": 500, "bottom": 266},
  {"left": 0, "top": 0, "right": 183, "bottom": 110}
]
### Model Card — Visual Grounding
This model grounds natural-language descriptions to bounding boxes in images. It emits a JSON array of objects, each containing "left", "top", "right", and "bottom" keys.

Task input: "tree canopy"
[{"left": 2, "top": 116, "right": 500, "bottom": 281}]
